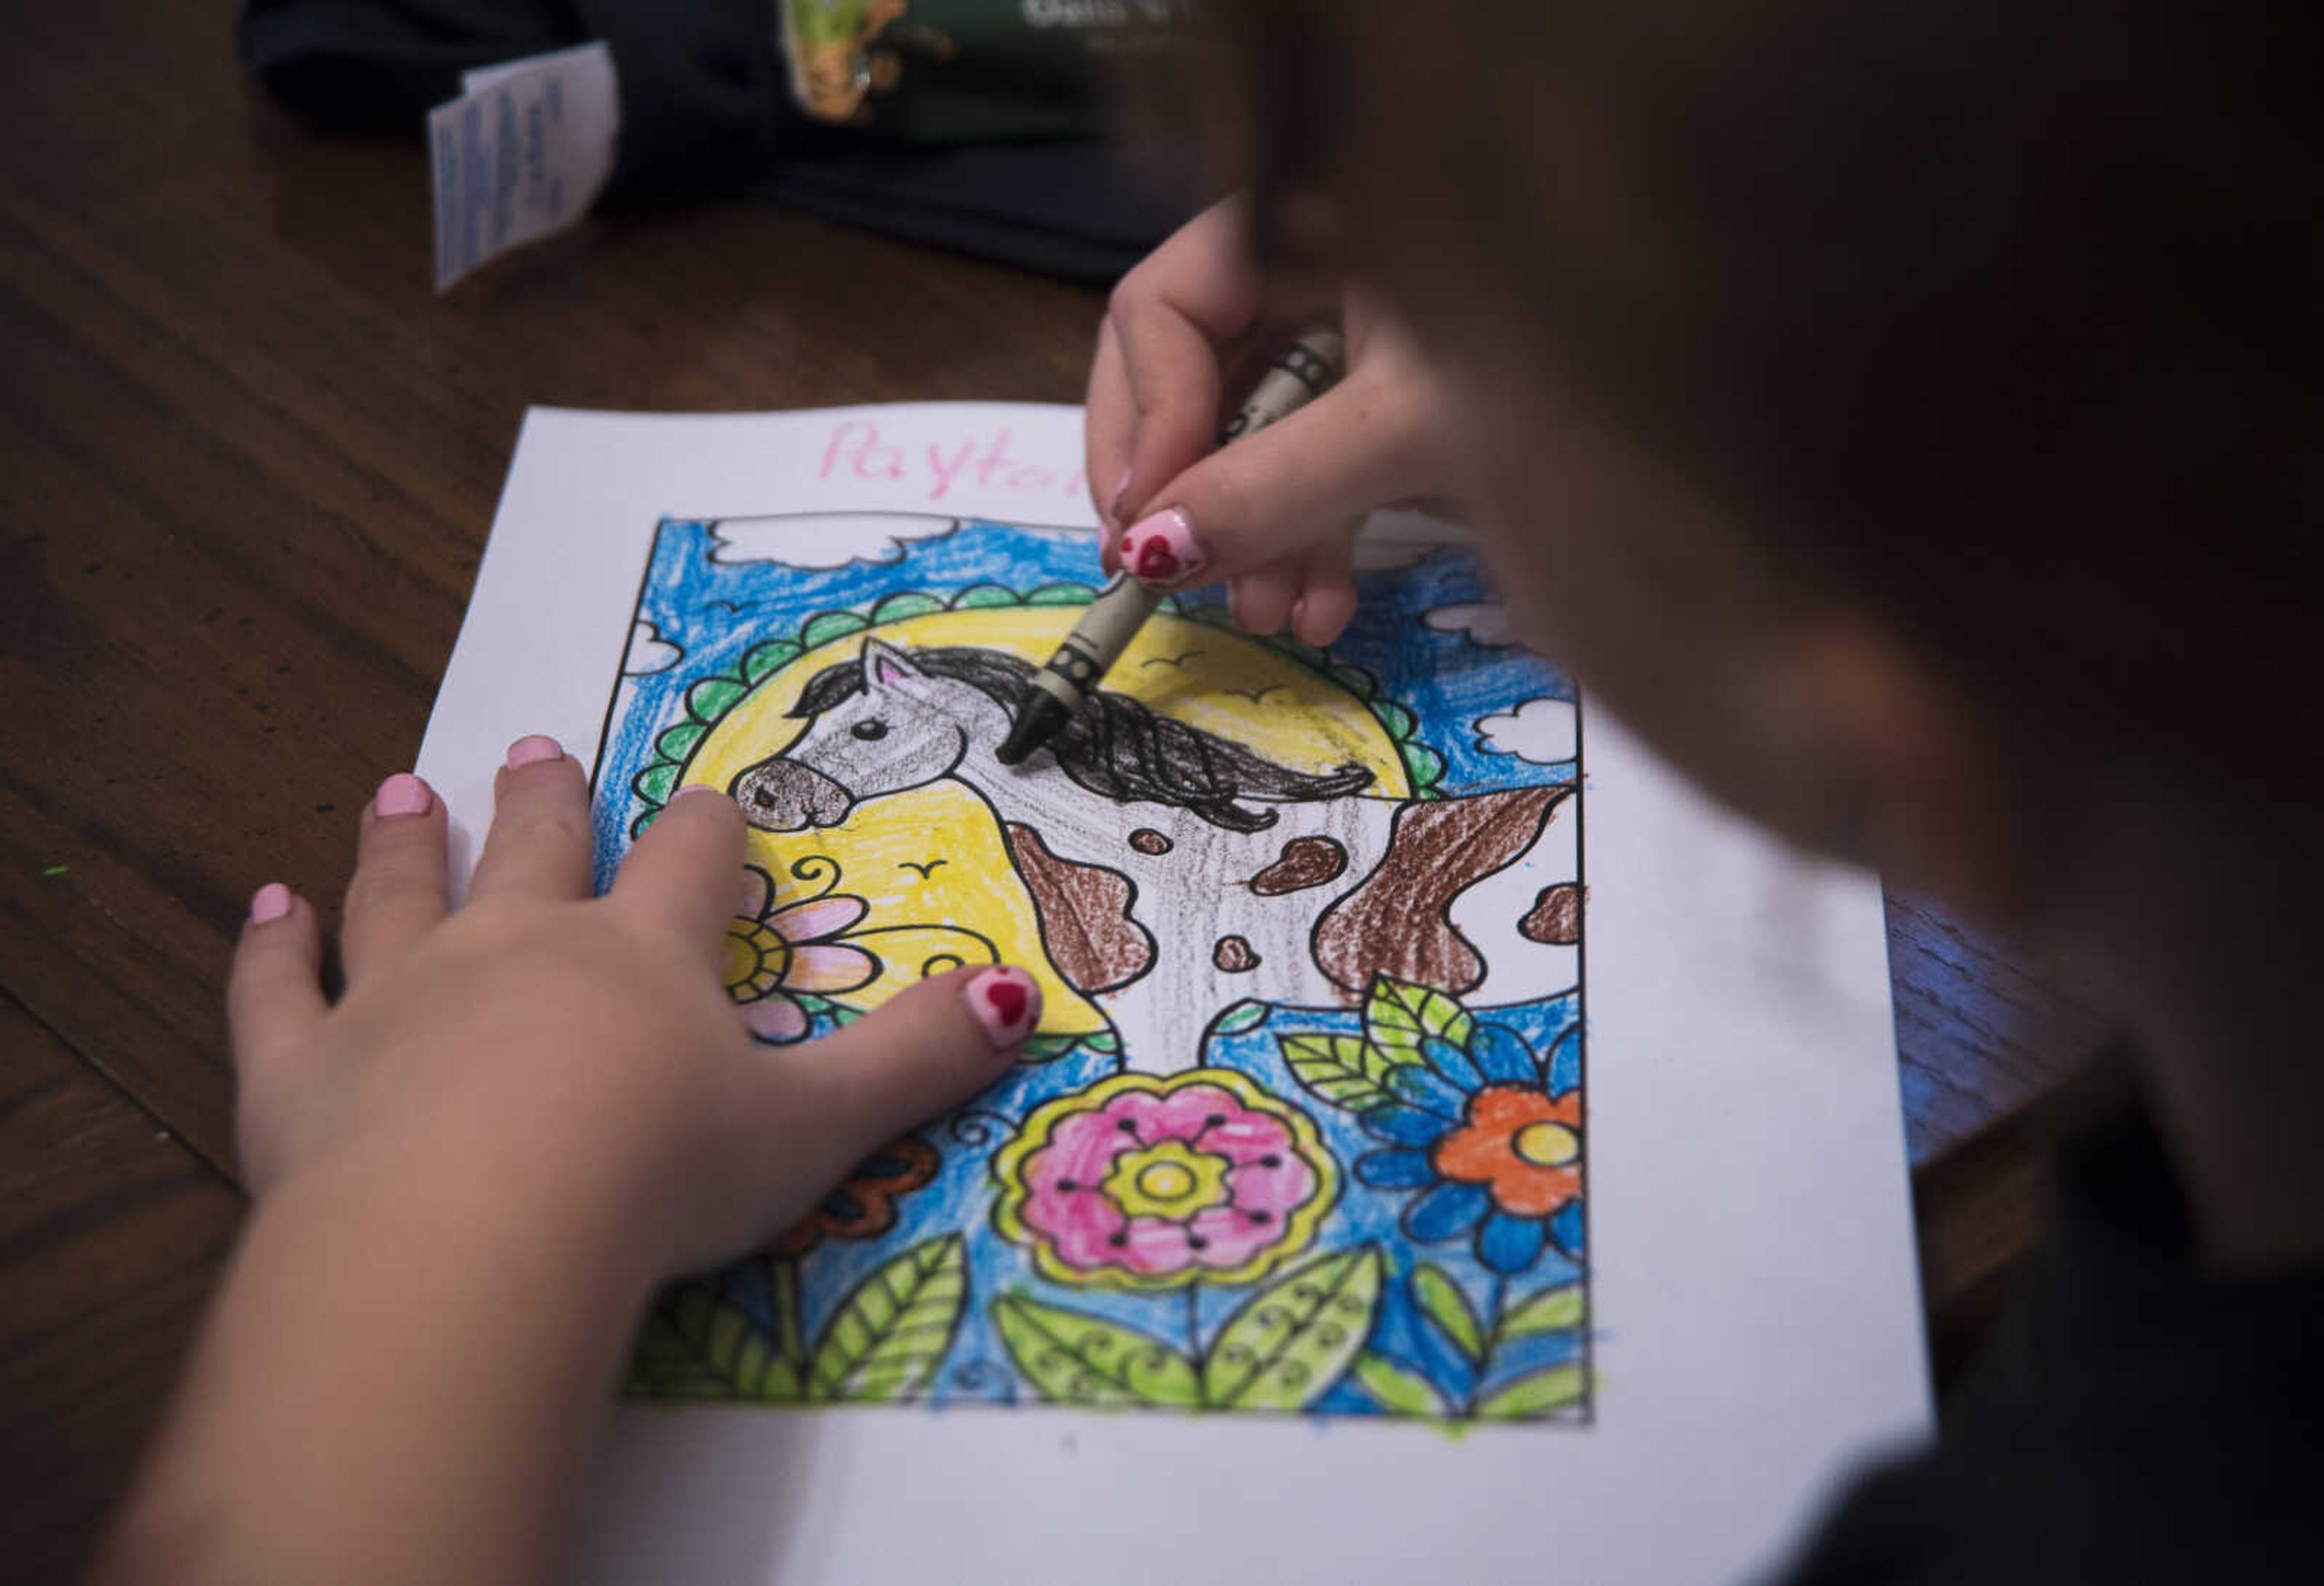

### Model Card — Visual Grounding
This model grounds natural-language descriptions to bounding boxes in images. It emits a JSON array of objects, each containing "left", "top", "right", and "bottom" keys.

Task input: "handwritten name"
[{"left": 818, "top": 421, "right": 1089, "bottom": 506}]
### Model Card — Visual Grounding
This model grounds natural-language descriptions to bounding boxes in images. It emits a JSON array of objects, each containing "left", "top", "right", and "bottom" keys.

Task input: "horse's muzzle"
[{"left": 730, "top": 758, "right": 854, "bottom": 832}]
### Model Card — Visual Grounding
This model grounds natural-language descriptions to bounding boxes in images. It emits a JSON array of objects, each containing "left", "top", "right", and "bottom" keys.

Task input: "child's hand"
[
  {"left": 228, "top": 738, "right": 1036, "bottom": 1282},
  {"left": 1085, "top": 195, "right": 1457, "bottom": 645}
]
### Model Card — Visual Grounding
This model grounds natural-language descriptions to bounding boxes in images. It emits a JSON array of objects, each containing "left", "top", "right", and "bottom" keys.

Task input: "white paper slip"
[
  {"left": 428, "top": 41, "right": 620, "bottom": 293},
  {"left": 419, "top": 401, "right": 1931, "bottom": 1586}
]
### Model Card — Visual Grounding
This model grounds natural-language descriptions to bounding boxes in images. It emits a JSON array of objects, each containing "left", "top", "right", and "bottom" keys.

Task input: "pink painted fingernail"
[
  {"left": 963, "top": 966, "right": 1042, "bottom": 1049},
  {"left": 249, "top": 882, "right": 293, "bottom": 924},
  {"left": 505, "top": 734, "right": 564, "bottom": 769},
  {"left": 1121, "top": 507, "right": 1207, "bottom": 588},
  {"left": 373, "top": 772, "right": 432, "bottom": 818}
]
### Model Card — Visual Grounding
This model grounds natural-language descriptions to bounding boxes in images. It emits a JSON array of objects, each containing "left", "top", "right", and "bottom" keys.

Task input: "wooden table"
[{"left": 0, "top": 5, "right": 2107, "bottom": 1578}]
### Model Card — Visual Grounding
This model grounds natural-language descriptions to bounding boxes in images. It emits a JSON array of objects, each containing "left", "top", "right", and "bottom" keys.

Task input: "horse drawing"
[{"left": 730, "top": 639, "right": 1580, "bottom": 1072}]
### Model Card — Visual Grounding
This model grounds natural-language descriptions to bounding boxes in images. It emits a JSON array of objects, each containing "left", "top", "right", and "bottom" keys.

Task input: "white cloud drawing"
[
  {"left": 709, "top": 513, "right": 957, "bottom": 570},
  {"left": 1350, "top": 539, "right": 1439, "bottom": 571},
  {"left": 1422, "top": 601, "right": 1517, "bottom": 649},
  {"left": 1474, "top": 696, "right": 1577, "bottom": 765},
  {"left": 622, "top": 620, "right": 684, "bottom": 677},
  {"left": 1351, "top": 505, "right": 1472, "bottom": 569}
]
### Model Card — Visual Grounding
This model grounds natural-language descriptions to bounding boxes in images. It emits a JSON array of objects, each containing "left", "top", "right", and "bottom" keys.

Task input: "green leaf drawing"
[
  {"left": 634, "top": 759, "right": 681, "bottom": 804},
  {"left": 655, "top": 721, "right": 707, "bottom": 761},
  {"left": 1279, "top": 1033, "right": 1393, "bottom": 1112},
  {"left": 1201, "top": 1246, "right": 1384, "bottom": 1411},
  {"left": 1363, "top": 975, "right": 1474, "bottom": 1067},
  {"left": 871, "top": 592, "right": 945, "bottom": 623},
  {"left": 1399, "top": 740, "right": 1445, "bottom": 793},
  {"left": 799, "top": 609, "right": 870, "bottom": 649},
  {"left": 1497, "top": 1283, "right": 1586, "bottom": 1343},
  {"left": 1025, "top": 582, "right": 1098, "bottom": 606},
  {"left": 1212, "top": 999, "right": 1269, "bottom": 1037},
  {"left": 686, "top": 676, "right": 747, "bottom": 723},
  {"left": 949, "top": 583, "right": 1019, "bottom": 610},
  {"left": 1474, "top": 1363, "right": 1587, "bottom": 1420},
  {"left": 1018, "top": 1032, "right": 1082, "bottom": 1063},
  {"left": 991, "top": 1294, "right": 1201, "bottom": 1409},
  {"left": 1082, "top": 1028, "right": 1123, "bottom": 1055},
  {"left": 803, "top": 1234, "right": 967, "bottom": 1403},
  {"left": 628, "top": 1282, "right": 788, "bottom": 1401},
  {"left": 1412, "top": 1264, "right": 1485, "bottom": 1362},
  {"left": 1354, "top": 1352, "right": 1449, "bottom": 1418},
  {"left": 743, "top": 639, "right": 801, "bottom": 683},
  {"left": 1370, "top": 698, "right": 1416, "bottom": 740}
]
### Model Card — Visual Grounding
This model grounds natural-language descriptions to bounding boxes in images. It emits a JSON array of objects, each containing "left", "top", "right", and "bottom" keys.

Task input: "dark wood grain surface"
[{"left": 0, "top": 4, "right": 2107, "bottom": 1579}]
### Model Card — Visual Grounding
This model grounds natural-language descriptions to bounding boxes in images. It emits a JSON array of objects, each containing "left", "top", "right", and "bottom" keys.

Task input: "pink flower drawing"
[
  {"left": 991, "top": 1069, "right": 1339, "bottom": 1291},
  {"left": 721, "top": 863, "right": 879, "bottom": 1042}
]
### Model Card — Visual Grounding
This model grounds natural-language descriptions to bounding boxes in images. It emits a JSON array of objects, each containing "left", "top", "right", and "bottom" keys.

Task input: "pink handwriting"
[{"left": 819, "top": 421, "right": 1086, "bottom": 507}]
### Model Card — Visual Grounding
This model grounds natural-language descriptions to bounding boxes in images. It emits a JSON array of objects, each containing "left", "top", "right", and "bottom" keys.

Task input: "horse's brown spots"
[
  {"left": 1313, "top": 787, "right": 1570, "bottom": 1000},
  {"left": 1212, "top": 935, "right": 1261, "bottom": 974},
  {"left": 1249, "top": 835, "right": 1348, "bottom": 896},
  {"left": 1003, "top": 823, "right": 1155, "bottom": 994},
  {"left": 1520, "top": 883, "right": 1583, "bottom": 946},
  {"left": 1129, "top": 828, "right": 1172, "bottom": 856}
]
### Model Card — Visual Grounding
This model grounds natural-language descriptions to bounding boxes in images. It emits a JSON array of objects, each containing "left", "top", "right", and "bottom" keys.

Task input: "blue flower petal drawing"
[
  {"left": 1421, "top": 1035, "right": 1486, "bottom": 1092},
  {"left": 1324, "top": 992, "right": 1585, "bottom": 1278},
  {"left": 1356, "top": 1149, "right": 1439, "bottom": 1190},
  {"left": 1405, "top": 1180, "right": 1492, "bottom": 1242},
  {"left": 1468, "top": 1023, "right": 1540, "bottom": 1085},
  {"left": 1362, "top": 1101, "right": 1450, "bottom": 1147},
  {"left": 1386, "top": 1064, "right": 1472, "bottom": 1119},
  {"left": 1478, "top": 1210, "right": 1548, "bottom": 1274}
]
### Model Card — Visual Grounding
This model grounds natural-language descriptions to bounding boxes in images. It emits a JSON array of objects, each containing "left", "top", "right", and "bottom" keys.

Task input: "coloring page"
[{"left": 419, "top": 403, "right": 1928, "bottom": 1586}]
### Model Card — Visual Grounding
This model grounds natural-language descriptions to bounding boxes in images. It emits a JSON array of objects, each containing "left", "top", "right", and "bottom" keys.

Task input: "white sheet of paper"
[{"left": 418, "top": 402, "right": 1928, "bottom": 1586}]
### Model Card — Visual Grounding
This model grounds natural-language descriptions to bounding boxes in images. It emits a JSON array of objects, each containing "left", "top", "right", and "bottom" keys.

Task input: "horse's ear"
[{"left": 861, "top": 638, "right": 929, "bottom": 693}]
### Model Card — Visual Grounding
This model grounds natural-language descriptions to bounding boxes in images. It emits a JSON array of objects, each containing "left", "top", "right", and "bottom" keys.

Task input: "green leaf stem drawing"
[
  {"left": 1413, "top": 1264, "right": 1486, "bottom": 1363},
  {"left": 1210, "top": 999, "right": 1270, "bottom": 1037},
  {"left": 1362, "top": 975, "right": 1474, "bottom": 1066},
  {"left": 628, "top": 1281, "right": 791, "bottom": 1401},
  {"left": 1201, "top": 1247, "right": 1384, "bottom": 1411},
  {"left": 991, "top": 1245, "right": 1388, "bottom": 1414},
  {"left": 803, "top": 1234, "right": 969, "bottom": 1402},
  {"left": 1279, "top": 1033, "right": 1394, "bottom": 1112},
  {"left": 1497, "top": 1282, "right": 1586, "bottom": 1345},
  {"left": 991, "top": 1296, "right": 1201, "bottom": 1409},
  {"left": 1353, "top": 1353, "right": 1449, "bottom": 1418},
  {"left": 1355, "top": 1271, "right": 1589, "bottom": 1421},
  {"left": 1475, "top": 1364, "right": 1588, "bottom": 1420},
  {"left": 629, "top": 1237, "right": 968, "bottom": 1407}
]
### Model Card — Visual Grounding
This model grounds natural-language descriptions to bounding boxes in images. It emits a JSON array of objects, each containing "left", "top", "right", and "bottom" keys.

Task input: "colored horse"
[{"left": 732, "top": 640, "right": 1579, "bottom": 1072}]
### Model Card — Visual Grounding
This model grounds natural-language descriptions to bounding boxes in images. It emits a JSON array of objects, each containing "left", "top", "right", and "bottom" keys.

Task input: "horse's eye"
[{"left": 852, "top": 719, "right": 888, "bottom": 741}]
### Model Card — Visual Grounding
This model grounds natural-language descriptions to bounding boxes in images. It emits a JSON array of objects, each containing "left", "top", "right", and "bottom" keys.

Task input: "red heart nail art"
[
  {"left": 984, "top": 978, "right": 1029, "bottom": 1029},
  {"left": 1132, "top": 536, "right": 1181, "bottom": 582}
]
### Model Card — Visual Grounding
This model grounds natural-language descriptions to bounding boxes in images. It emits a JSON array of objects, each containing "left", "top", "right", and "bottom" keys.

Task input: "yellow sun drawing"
[{"left": 679, "top": 608, "right": 1410, "bottom": 1038}]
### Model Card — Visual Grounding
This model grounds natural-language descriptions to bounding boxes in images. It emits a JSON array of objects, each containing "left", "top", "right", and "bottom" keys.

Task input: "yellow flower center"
[
  {"left": 721, "top": 923, "right": 792, "bottom": 1000},
  {"left": 1101, "top": 1139, "right": 1232, "bottom": 1221},
  {"left": 1512, "top": 1121, "right": 1581, "bottom": 1168},
  {"left": 1137, "top": 1161, "right": 1196, "bottom": 1201}
]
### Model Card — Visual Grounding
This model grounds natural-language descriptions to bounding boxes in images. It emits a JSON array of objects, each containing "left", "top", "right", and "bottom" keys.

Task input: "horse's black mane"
[{"left": 789, "top": 644, "right": 1373, "bottom": 832}]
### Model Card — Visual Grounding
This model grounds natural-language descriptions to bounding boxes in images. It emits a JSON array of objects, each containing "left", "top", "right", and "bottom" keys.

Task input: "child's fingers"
[
  {"left": 755, "top": 966, "right": 1037, "bottom": 1194},
  {"left": 466, "top": 737, "right": 594, "bottom": 905},
  {"left": 226, "top": 883, "right": 327, "bottom": 1078},
  {"left": 1292, "top": 545, "right": 1360, "bottom": 646},
  {"left": 340, "top": 773, "right": 448, "bottom": 987},
  {"left": 1085, "top": 316, "right": 1134, "bottom": 554},
  {"left": 611, "top": 784, "right": 747, "bottom": 955},
  {"left": 1114, "top": 368, "right": 1434, "bottom": 594},
  {"left": 1106, "top": 200, "right": 1264, "bottom": 529},
  {"left": 1230, "top": 559, "right": 1305, "bottom": 636}
]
